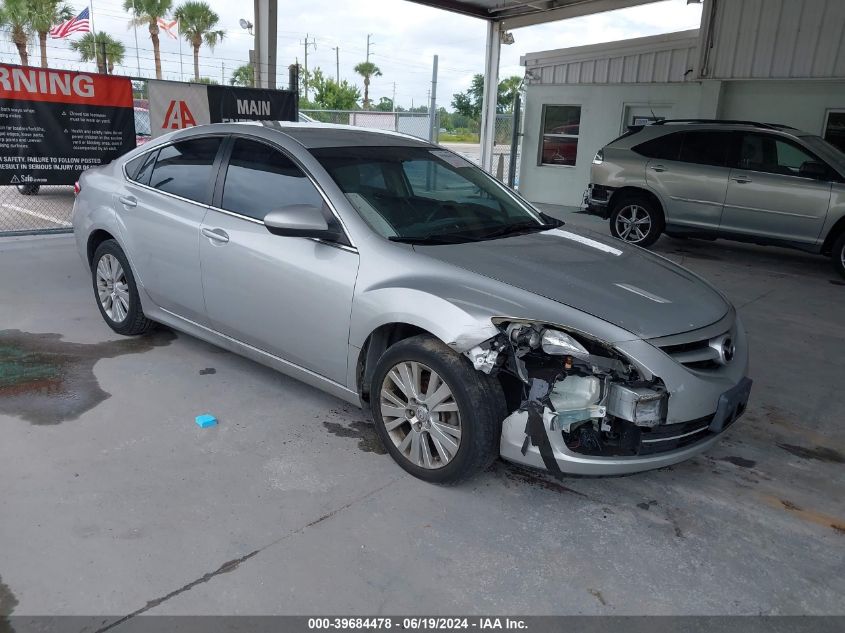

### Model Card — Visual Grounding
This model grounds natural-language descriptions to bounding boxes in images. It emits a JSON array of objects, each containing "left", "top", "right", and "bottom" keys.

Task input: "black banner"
[
  {"left": 206, "top": 85, "right": 297, "bottom": 125},
  {"left": 0, "top": 64, "right": 136, "bottom": 186}
]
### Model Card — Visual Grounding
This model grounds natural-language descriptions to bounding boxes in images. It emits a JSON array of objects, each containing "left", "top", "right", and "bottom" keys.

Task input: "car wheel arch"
[
  {"left": 609, "top": 186, "right": 665, "bottom": 220},
  {"left": 357, "top": 322, "right": 435, "bottom": 403},
  {"left": 87, "top": 229, "right": 118, "bottom": 266},
  {"left": 821, "top": 216, "right": 845, "bottom": 256}
]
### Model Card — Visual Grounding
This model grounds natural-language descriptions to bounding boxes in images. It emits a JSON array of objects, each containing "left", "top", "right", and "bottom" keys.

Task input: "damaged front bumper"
[{"left": 468, "top": 317, "right": 751, "bottom": 477}]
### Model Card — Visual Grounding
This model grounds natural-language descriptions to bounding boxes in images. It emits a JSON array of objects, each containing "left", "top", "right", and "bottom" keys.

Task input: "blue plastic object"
[{"left": 195, "top": 413, "right": 217, "bottom": 428}]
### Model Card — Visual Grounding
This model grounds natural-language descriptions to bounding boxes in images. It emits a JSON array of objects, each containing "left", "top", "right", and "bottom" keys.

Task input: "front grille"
[{"left": 658, "top": 333, "right": 727, "bottom": 371}]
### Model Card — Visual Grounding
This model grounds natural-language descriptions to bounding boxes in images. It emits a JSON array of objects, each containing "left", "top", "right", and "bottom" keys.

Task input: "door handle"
[
  {"left": 202, "top": 227, "right": 229, "bottom": 243},
  {"left": 118, "top": 195, "right": 137, "bottom": 208},
  {"left": 731, "top": 175, "right": 752, "bottom": 184},
  {"left": 650, "top": 165, "right": 667, "bottom": 173}
]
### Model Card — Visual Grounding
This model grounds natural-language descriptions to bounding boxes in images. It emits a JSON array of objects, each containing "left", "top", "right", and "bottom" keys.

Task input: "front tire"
[
  {"left": 370, "top": 335, "right": 505, "bottom": 485},
  {"left": 91, "top": 240, "right": 154, "bottom": 336},
  {"left": 609, "top": 195, "right": 664, "bottom": 247},
  {"left": 833, "top": 232, "right": 845, "bottom": 279}
]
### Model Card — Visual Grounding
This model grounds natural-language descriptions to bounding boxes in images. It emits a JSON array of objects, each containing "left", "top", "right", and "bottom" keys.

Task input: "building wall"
[
  {"left": 519, "top": 82, "right": 714, "bottom": 206},
  {"left": 703, "top": 0, "right": 845, "bottom": 80},
  {"left": 518, "top": 79, "right": 845, "bottom": 207}
]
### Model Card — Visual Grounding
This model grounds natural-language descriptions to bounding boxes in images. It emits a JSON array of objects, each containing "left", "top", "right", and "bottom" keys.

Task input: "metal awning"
[
  {"left": 405, "top": 0, "right": 660, "bottom": 29},
  {"left": 404, "top": 0, "right": 667, "bottom": 171}
]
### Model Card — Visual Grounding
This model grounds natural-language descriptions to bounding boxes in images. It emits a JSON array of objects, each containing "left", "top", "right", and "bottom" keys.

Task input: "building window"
[
  {"left": 824, "top": 110, "right": 845, "bottom": 153},
  {"left": 539, "top": 105, "right": 581, "bottom": 166}
]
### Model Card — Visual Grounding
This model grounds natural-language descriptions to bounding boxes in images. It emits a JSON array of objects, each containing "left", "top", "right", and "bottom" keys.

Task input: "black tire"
[
  {"left": 16, "top": 184, "right": 40, "bottom": 196},
  {"left": 91, "top": 240, "right": 155, "bottom": 336},
  {"left": 833, "top": 232, "right": 845, "bottom": 279},
  {"left": 370, "top": 334, "right": 506, "bottom": 485},
  {"left": 609, "top": 195, "right": 664, "bottom": 248}
]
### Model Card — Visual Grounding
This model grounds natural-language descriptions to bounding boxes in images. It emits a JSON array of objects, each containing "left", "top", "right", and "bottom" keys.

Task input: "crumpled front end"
[{"left": 465, "top": 316, "right": 751, "bottom": 477}]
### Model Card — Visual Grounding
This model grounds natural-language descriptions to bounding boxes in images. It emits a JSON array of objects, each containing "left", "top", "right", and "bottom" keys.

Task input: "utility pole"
[
  {"left": 221, "top": 60, "right": 225, "bottom": 85},
  {"left": 428, "top": 55, "right": 438, "bottom": 142},
  {"left": 131, "top": 0, "right": 141, "bottom": 75},
  {"left": 301, "top": 33, "right": 316, "bottom": 99},
  {"left": 333, "top": 46, "right": 340, "bottom": 82},
  {"left": 366, "top": 34, "right": 373, "bottom": 63}
]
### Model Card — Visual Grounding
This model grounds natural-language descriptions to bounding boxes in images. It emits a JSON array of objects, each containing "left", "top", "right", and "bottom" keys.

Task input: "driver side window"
[{"left": 221, "top": 138, "right": 324, "bottom": 221}]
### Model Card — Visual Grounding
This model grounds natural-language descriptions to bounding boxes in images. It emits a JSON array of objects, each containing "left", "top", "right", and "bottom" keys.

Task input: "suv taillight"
[
  {"left": 593, "top": 149, "right": 604, "bottom": 165},
  {"left": 73, "top": 181, "right": 81, "bottom": 195}
]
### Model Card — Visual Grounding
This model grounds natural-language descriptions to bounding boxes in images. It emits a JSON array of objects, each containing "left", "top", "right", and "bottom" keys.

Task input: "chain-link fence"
[
  {"left": 301, "top": 110, "right": 433, "bottom": 141},
  {"left": 0, "top": 185, "right": 76, "bottom": 237}
]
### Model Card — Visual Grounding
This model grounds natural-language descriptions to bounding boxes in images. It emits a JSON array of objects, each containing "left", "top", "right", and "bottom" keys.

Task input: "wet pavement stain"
[
  {"left": 0, "top": 329, "right": 175, "bottom": 425},
  {"left": 494, "top": 463, "right": 588, "bottom": 497},
  {"left": 637, "top": 500, "right": 658, "bottom": 511},
  {"left": 0, "top": 574, "right": 18, "bottom": 633},
  {"left": 720, "top": 456, "right": 757, "bottom": 468},
  {"left": 777, "top": 443, "right": 844, "bottom": 464},
  {"left": 588, "top": 588, "right": 607, "bottom": 606},
  {"left": 199, "top": 367, "right": 217, "bottom": 375},
  {"left": 323, "top": 420, "right": 387, "bottom": 455}
]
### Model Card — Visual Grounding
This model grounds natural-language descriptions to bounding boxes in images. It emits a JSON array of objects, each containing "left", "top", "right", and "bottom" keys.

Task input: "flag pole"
[
  {"left": 178, "top": 19, "right": 183, "bottom": 82},
  {"left": 89, "top": 0, "right": 96, "bottom": 37},
  {"left": 131, "top": 0, "right": 141, "bottom": 75}
]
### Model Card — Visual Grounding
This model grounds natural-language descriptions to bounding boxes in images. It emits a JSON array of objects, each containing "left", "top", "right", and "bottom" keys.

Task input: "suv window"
[
  {"left": 633, "top": 132, "right": 683, "bottom": 160},
  {"left": 678, "top": 131, "right": 731, "bottom": 167},
  {"left": 149, "top": 137, "right": 222, "bottom": 203},
  {"left": 737, "top": 133, "right": 819, "bottom": 176},
  {"left": 221, "top": 138, "right": 324, "bottom": 221}
]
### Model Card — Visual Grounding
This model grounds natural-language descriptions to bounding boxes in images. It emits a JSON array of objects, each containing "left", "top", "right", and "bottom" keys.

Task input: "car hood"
[{"left": 413, "top": 227, "right": 729, "bottom": 340}]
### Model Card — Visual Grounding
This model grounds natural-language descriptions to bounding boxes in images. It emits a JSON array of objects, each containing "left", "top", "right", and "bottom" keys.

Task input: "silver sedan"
[{"left": 72, "top": 122, "right": 751, "bottom": 484}]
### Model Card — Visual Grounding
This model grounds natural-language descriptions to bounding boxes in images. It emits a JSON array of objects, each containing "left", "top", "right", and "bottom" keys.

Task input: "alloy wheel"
[
  {"left": 96, "top": 254, "right": 130, "bottom": 323},
  {"left": 615, "top": 205, "right": 652, "bottom": 243},
  {"left": 379, "top": 361, "right": 462, "bottom": 470}
]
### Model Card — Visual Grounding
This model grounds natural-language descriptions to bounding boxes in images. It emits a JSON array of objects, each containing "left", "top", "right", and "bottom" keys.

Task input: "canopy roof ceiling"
[{"left": 405, "top": 0, "right": 662, "bottom": 29}]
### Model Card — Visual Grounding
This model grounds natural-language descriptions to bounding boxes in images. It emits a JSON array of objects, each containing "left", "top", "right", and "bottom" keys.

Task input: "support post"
[
  {"left": 480, "top": 20, "right": 501, "bottom": 172},
  {"left": 253, "top": 0, "right": 277, "bottom": 89},
  {"left": 507, "top": 92, "right": 521, "bottom": 188},
  {"left": 428, "top": 55, "right": 438, "bottom": 143}
]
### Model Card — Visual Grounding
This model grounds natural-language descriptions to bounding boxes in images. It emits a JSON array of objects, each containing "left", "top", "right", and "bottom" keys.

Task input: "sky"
[{"left": 0, "top": 0, "right": 702, "bottom": 110}]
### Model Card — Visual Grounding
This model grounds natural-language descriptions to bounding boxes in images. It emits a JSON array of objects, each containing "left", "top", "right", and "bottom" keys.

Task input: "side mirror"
[
  {"left": 264, "top": 204, "right": 342, "bottom": 241},
  {"left": 798, "top": 160, "right": 829, "bottom": 181}
]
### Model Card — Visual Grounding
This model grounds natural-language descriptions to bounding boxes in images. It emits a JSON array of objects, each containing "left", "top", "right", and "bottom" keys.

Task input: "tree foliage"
[
  {"left": 173, "top": 1, "right": 224, "bottom": 81},
  {"left": 451, "top": 74, "right": 523, "bottom": 120},
  {"left": 311, "top": 67, "right": 361, "bottom": 110},
  {"left": 353, "top": 61, "right": 382, "bottom": 110},
  {"left": 230, "top": 63, "right": 254, "bottom": 87},
  {"left": 70, "top": 32, "right": 126, "bottom": 74},
  {"left": 123, "top": 0, "right": 173, "bottom": 80}
]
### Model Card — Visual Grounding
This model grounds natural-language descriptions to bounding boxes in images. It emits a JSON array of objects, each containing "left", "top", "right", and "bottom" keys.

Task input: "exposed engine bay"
[{"left": 465, "top": 320, "right": 670, "bottom": 475}]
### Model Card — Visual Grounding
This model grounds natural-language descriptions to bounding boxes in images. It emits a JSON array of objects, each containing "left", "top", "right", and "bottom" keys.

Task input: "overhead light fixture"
[
  {"left": 501, "top": 30, "right": 515, "bottom": 45},
  {"left": 239, "top": 18, "right": 254, "bottom": 35}
]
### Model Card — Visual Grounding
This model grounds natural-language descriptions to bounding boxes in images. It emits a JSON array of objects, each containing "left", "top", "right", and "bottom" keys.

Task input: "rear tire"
[
  {"left": 609, "top": 195, "right": 664, "bottom": 248},
  {"left": 370, "top": 334, "right": 506, "bottom": 485},
  {"left": 91, "top": 240, "right": 154, "bottom": 336},
  {"left": 833, "top": 232, "right": 845, "bottom": 279},
  {"left": 16, "top": 184, "right": 40, "bottom": 196}
]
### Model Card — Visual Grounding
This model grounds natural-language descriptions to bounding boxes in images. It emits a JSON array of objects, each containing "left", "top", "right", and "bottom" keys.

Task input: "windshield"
[{"left": 311, "top": 145, "right": 557, "bottom": 243}]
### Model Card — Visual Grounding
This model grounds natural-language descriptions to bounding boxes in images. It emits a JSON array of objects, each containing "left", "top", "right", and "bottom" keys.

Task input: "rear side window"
[
  {"left": 678, "top": 131, "right": 732, "bottom": 167},
  {"left": 221, "top": 138, "right": 324, "bottom": 221},
  {"left": 125, "top": 150, "right": 158, "bottom": 185},
  {"left": 149, "top": 137, "right": 222, "bottom": 203},
  {"left": 633, "top": 132, "right": 683, "bottom": 160},
  {"left": 736, "top": 133, "right": 819, "bottom": 176}
]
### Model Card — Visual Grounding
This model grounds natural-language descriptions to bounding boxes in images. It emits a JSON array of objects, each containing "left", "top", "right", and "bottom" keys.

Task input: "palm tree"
[
  {"left": 0, "top": 0, "right": 33, "bottom": 66},
  {"left": 70, "top": 32, "right": 126, "bottom": 74},
  {"left": 173, "top": 1, "right": 224, "bottom": 82},
  {"left": 29, "top": 0, "right": 74, "bottom": 68},
  {"left": 230, "top": 63, "right": 253, "bottom": 87},
  {"left": 123, "top": 0, "right": 172, "bottom": 80},
  {"left": 354, "top": 61, "right": 382, "bottom": 110}
]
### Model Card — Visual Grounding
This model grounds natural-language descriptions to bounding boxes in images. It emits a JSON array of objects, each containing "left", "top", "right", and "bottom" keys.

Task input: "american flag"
[{"left": 49, "top": 7, "right": 91, "bottom": 39}]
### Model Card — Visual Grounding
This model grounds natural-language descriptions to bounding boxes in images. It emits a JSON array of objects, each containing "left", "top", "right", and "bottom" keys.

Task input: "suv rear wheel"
[
  {"left": 609, "top": 195, "right": 664, "bottom": 247},
  {"left": 833, "top": 232, "right": 845, "bottom": 279}
]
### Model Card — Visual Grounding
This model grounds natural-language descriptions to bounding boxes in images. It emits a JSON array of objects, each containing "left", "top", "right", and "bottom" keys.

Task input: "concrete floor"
[{"left": 0, "top": 219, "right": 843, "bottom": 620}]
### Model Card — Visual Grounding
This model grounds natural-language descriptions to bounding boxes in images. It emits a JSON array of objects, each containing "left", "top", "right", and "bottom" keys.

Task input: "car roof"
[
  {"left": 167, "top": 121, "right": 434, "bottom": 149},
  {"left": 607, "top": 121, "right": 811, "bottom": 150}
]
